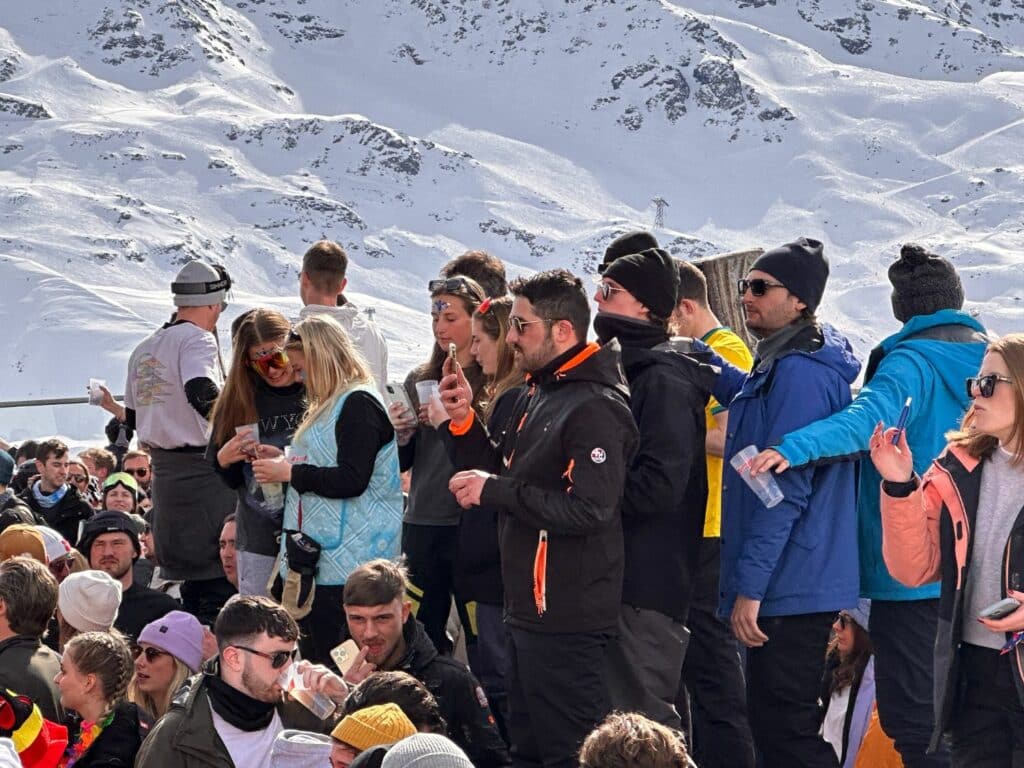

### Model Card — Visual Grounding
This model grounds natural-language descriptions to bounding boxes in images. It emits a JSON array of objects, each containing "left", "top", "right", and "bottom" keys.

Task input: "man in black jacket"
[
  {"left": 592, "top": 246, "right": 717, "bottom": 728},
  {"left": 443, "top": 269, "right": 639, "bottom": 768},
  {"left": 341, "top": 559, "right": 510, "bottom": 767},
  {"left": 17, "top": 439, "right": 93, "bottom": 546}
]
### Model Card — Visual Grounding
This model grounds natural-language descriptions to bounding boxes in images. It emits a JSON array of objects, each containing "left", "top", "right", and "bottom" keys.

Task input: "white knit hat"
[
  {"left": 58, "top": 570, "right": 122, "bottom": 632},
  {"left": 171, "top": 261, "right": 230, "bottom": 308},
  {"left": 381, "top": 734, "right": 473, "bottom": 768},
  {"left": 270, "top": 730, "right": 332, "bottom": 768}
]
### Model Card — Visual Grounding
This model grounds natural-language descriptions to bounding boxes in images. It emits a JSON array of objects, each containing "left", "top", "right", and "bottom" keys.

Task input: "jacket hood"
[
  {"left": 874, "top": 309, "right": 988, "bottom": 405},
  {"left": 620, "top": 340, "right": 718, "bottom": 400},
  {"left": 785, "top": 322, "right": 861, "bottom": 385},
  {"left": 532, "top": 340, "right": 630, "bottom": 400}
]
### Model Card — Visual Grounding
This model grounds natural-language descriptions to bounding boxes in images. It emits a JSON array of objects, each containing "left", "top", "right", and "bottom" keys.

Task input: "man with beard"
[
  {"left": 708, "top": 238, "right": 860, "bottom": 767},
  {"left": 78, "top": 510, "right": 178, "bottom": 641},
  {"left": 137, "top": 596, "right": 324, "bottom": 768},
  {"left": 340, "top": 559, "right": 509, "bottom": 767},
  {"left": 443, "top": 269, "right": 639, "bottom": 768}
]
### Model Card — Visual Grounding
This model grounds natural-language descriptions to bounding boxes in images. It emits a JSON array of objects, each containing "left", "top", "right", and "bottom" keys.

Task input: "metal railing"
[{"left": 0, "top": 396, "right": 124, "bottom": 409}]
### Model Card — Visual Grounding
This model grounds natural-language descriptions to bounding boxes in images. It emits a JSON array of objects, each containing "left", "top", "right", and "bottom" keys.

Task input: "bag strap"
[{"left": 297, "top": 498, "right": 303, "bottom": 532}]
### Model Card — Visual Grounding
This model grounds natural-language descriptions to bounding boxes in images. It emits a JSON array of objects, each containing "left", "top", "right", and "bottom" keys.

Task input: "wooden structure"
[{"left": 692, "top": 247, "right": 763, "bottom": 351}]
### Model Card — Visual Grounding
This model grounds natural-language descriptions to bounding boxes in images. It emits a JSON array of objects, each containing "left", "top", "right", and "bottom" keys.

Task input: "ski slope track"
[{"left": 1, "top": 0, "right": 1022, "bottom": 440}]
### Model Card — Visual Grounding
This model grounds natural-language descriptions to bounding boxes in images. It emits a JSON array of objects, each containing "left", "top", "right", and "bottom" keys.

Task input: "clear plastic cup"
[
  {"left": 87, "top": 378, "right": 106, "bottom": 406},
  {"left": 730, "top": 445, "right": 784, "bottom": 508},
  {"left": 235, "top": 423, "right": 260, "bottom": 459},
  {"left": 414, "top": 380, "right": 440, "bottom": 408},
  {"left": 278, "top": 664, "right": 337, "bottom": 719}
]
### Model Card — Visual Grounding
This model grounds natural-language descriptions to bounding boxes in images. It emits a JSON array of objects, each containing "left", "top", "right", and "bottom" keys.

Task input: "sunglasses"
[
  {"left": 835, "top": 613, "right": 850, "bottom": 630},
  {"left": 133, "top": 645, "right": 170, "bottom": 663},
  {"left": 509, "top": 315, "right": 551, "bottom": 335},
  {"left": 249, "top": 349, "right": 290, "bottom": 377},
  {"left": 67, "top": 474, "right": 87, "bottom": 484},
  {"left": 287, "top": 329, "right": 302, "bottom": 344},
  {"left": 232, "top": 645, "right": 298, "bottom": 669},
  {"left": 597, "top": 281, "right": 627, "bottom": 301},
  {"left": 123, "top": 467, "right": 149, "bottom": 478},
  {"left": 737, "top": 278, "right": 787, "bottom": 297},
  {"left": 49, "top": 556, "right": 74, "bottom": 576},
  {"left": 966, "top": 374, "right": 1014, "bottom": 399}
]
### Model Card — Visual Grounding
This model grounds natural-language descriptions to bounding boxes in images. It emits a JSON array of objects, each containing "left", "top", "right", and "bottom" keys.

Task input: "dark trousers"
[
  {"left": 507, "top": 626, "right": 611, "bottom": 768},
  {"left": 181, "top": 576, "right": 236, "bottom": 627},
  {"left": 679, "top": 538, "right": 755, "bottom": 768},
  {"left": 871, "top": 598, "right": 950, "bottom": 767},
  {"left": 471, "top": 602, "right": 510, "bottom": 745},
  {"left": 403, "top": 523, "right": 458, "bottom": 654},
  {"left": 950, "top": 643, "right": 1024, "bottom": 767},
  {"left": 298, "top": 584, "right": 347, "bottom": 668},
  {"left": 747, "top": 612, "right": 839, "bottom": 768}
]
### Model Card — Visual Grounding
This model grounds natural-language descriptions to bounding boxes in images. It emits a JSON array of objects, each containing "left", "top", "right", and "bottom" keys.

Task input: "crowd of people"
[{"left": 0, "top": 232, "right": 1020, "bottom": 768}]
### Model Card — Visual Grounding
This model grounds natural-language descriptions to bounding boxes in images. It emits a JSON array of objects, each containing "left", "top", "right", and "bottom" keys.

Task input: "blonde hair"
[
  {"left": 947, "top": 333, "right": 1024, "bottom": 466},
  {"left": 288, "top": 315, "right": 373, "bottom": 442},
  {"left": 64, "top": 631, "right": 134, "bottom": 717},
  {"left": 127, "top": 656, "right": 192, "bottom": 720}
]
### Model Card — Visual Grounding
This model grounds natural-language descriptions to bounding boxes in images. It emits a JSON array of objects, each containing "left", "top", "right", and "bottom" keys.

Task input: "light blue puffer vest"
[{"left": 280, "top": 386, "right": 403, "bottom": 586}]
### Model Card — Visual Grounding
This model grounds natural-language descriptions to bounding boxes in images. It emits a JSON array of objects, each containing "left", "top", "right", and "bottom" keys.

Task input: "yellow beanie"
[{"left": 331, "top": 703, "right": 417, "bottom": 751}]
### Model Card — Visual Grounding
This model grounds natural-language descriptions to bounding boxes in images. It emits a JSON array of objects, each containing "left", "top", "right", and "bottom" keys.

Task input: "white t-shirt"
[
  {"left": 298, "top": 302, "right": 388, "bottom": 396},
  {"left": 125, "top": 321, "right": 224, "bottom": 449},
  {"left": 209, "top": 703, "right": 281, "bottom": 768}
]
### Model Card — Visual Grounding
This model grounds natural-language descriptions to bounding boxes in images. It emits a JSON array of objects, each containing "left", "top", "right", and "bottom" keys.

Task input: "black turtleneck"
[{"left": 206, "top": 671, "right": 277, "bottom": 732}]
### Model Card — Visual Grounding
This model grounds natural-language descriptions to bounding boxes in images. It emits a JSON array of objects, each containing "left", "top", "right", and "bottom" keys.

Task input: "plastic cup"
[
  {"left": 414, "top": 380, "right": 440, "bottom": 408},
  {"left": 87, "top": 378, "right": 106, "bottom": 406},
  {"left": 730, "top": 445, "right": 784, "bottom": 508},
  {"left": 235, "top": 424, "right": 259, "bottom": 459},
  {"left": 278, "top": 664, "right": 336, "bottom": 719}
]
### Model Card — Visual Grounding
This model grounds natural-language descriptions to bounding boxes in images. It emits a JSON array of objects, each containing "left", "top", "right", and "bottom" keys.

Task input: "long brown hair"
[
  {"left": 826, "top": 617, "right": 872, "bottom": 693},
  {"left": 473, "top": 296, "right": 521, "bottom": 417},
  {"left": 947, "top": 333, "right": 1024, "bottom": 466},
  {"left": 210, "top": 309, "right": 292, "bottom": 446},
  {"left": 410, "top": 276, "right": 489, "bottom": 413}
]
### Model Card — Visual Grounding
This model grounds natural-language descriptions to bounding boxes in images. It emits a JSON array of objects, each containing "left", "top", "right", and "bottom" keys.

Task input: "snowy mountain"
[{"left": 1, "top": 0, "right": 1023, "bottom": 441}]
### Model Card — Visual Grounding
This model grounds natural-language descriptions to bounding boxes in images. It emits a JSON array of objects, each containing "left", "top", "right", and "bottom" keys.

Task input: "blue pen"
[{"left": 891, "top": 397, "right": 912, "bottom": 445}]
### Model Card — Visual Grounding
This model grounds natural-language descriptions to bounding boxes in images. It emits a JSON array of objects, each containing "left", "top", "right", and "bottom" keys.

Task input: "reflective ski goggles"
[
  {"left": 249, "top": 348, "right": 290, "bottom": 377},
  {"left": 966, "top": 374, "right": 1014, "bottom": 399}
]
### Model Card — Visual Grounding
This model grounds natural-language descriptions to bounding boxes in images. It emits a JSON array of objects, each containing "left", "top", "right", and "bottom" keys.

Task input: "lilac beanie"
[{"left": 138, "top": 610, "right": 205, "bottom": 672}]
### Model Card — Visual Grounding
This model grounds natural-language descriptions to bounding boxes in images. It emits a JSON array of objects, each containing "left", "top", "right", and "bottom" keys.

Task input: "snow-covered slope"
[{"left": 1, "top": 0, "right": 1022, "bottom": 440}]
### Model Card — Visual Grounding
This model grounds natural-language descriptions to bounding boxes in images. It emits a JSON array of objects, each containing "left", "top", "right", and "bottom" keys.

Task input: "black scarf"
[
  {"left": 206, "top": 672, "right": 277, "bottom": 732},
  {"left": 754, "top": 317, "right": 820, "bottom": 371},
  {"left": 593, "top": 313, "right": 669, "bottom": 349}
]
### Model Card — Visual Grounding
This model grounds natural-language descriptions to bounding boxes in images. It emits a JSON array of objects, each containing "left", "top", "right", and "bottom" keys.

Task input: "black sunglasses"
[
  {"left": 737, "top": 278, "right": 787, "bottom": 298},
  {"left": 124, "top": 467, "right": 149, "bottom": 478},
  {"left": 67, "top": 474, "right": 88, "bottom": 484},
  {"left": 232, "top": 645, "right": 298, "bottom": 669},
  {"left": 287, "top": 329, "right": 302, "bottom": 344},
  {"left": 133, "top": 645, "right": 170, "bottom": 663},
  {"left": 966, "top": 373, "right": 1014, "bottom": 399},
  {"left": 834, "top": 613, "right": 849, "bottom": 630}
]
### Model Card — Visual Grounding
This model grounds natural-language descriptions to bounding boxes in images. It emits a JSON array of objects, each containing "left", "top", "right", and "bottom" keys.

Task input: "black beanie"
[
  {"left": 599, "top": 230, "right": 660, "bottom": 273},
  {"left": 602, "top": 247, "right": 680, "bottom": 320},
  {"left": 888, "top": 244, "right": 964, "bottom": 323},
  {"left": 78, "top": 510, "right": 141, "bottom": 561},
  {"left": 750, "top": 237, "right": 829, "bottom": 313}
]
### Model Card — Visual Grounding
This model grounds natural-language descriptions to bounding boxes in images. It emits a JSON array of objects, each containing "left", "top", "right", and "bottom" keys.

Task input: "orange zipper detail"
[{"left": 533, "top": 530, "right": 548, "bottom": 617}]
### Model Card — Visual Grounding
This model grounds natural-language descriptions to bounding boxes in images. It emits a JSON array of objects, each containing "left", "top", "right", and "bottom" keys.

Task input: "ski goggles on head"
[
  {"left": 429, "top": 277, "right": 475, "bottom": 294},
  {"left": 966, "top": 373, "right": 1014, "bottom": 399},
  {"left": 249, "top": 348, "right": 289, "bottom": 377}
]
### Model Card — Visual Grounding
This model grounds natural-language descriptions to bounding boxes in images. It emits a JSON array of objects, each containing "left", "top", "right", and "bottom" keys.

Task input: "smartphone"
[
  {"left": 448, "top": 342, "right": 458, "bottom": 369},
  {"left": 330, "top": 639, "right": 360, "bottom": 675},
  {"left": 384, "top": 382, "right": 414, "bottom": 413},
  {"left": 978, "top": 597, "right": 1020, "bottom": 621}
]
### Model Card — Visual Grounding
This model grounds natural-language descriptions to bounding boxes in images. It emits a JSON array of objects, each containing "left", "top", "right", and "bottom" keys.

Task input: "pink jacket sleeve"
[{"left": 880, "top": 469, "right": 945, "bottom": 588}]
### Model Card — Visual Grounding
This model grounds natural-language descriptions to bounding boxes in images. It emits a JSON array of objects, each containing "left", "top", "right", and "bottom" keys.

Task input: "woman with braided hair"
[{"left": 54, "top": 631, "right": 151, "bottom": 767}]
